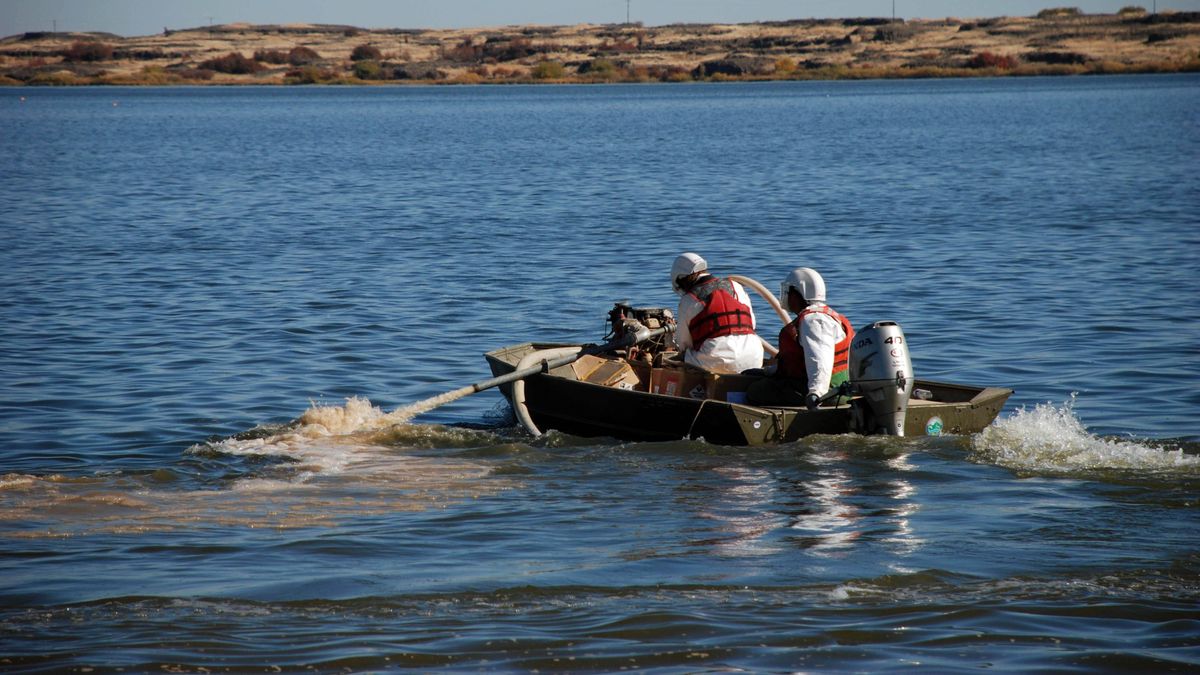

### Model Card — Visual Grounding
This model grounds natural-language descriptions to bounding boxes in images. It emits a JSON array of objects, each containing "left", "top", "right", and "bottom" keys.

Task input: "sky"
[{"left": 3, "top": 0, "right": 1199, "bottom": 38}]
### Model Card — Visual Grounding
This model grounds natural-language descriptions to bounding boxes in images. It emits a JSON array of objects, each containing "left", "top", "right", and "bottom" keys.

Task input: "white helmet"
[
  {"left": 780, "top": 267, "right": 826, "bottom": 305},
  {"left": 671, "top": 252, "right": 707, "bottom": 293}
]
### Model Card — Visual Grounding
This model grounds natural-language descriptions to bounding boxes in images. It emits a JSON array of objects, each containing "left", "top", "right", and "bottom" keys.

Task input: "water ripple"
[{"left": 2, "top": 78, "right": 1199, "bottom": 669}]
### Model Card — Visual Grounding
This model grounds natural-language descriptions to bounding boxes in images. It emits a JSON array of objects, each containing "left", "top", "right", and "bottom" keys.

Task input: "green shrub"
[
  {"left": 352, "top": 59, "right": 383, "bottom": 80},
  {"left": 579, "top": 58, "right": 620, "bottom": 79},
  {"left": 1118, "top": 6, "right": 1147, "bottom": 15},
  {"left": 531, "top": 60, "right": 564, "bottom": 79},
  {"left": 285, "top": 65, "right": 334, "bottom": 84}
]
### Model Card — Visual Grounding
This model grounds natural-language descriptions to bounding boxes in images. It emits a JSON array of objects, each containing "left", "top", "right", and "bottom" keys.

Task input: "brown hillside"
[{"left": 2, "top": 10, "right": 1198, "bottom": 85}]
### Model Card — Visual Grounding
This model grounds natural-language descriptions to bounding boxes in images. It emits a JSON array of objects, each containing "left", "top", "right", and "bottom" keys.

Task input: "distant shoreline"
[{"left": 3, "top": 10, "right": 1198, "bottom": 86}]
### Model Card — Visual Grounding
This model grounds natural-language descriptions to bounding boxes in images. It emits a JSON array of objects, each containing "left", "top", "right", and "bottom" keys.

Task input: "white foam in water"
[
  {"left": 298, "top": 395, "right": 391, "bottom": 434},
  {"left": 211, "top": 394, "right": 452, "bottom": 454},
  {"left": 198, "top": 397, "right": 397, "bottom": 477},
  {"left": 971, "top": 397, "right": 1200, "bottom": 474},
  {"left": 197, "top": 392, "right": 484, "bottom": 482}
]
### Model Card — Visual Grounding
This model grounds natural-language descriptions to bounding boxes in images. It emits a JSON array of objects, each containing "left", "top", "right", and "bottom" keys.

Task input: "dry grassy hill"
[{"left": 2, "top": 8, "right": 1198, "bottom": 85}]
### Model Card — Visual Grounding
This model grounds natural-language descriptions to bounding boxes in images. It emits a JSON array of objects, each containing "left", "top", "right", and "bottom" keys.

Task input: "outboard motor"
[{"left": 848, "top": 321, "right": 914, "bottom": 436}]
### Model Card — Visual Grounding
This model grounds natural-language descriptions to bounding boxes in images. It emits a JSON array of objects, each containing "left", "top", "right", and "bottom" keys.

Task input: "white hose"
[
  {"left": 730, "top": 274, "right": 791, "bottom": 325},
  {"left": 729, "top": 274, "right": 791, "bottom": 357},
  {"left": 512, "top": 346, "right": 582, "bottom": 437}
]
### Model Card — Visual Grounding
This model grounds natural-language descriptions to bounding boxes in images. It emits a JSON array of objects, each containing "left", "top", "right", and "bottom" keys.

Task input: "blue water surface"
[{"left": 1, "top": 76, "right": 1198, "bottom": 671}]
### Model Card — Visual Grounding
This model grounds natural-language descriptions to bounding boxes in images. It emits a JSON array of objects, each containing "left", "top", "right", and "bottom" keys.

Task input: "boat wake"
[
  {"left": 970, "top": 396, "right": 1200, "bottom": 476},
  {"left": 1, "top": 397, "right": 516, "bottom": 539},
  {"left": 197, "top": 395, "right": 500, "bottom": 475}
]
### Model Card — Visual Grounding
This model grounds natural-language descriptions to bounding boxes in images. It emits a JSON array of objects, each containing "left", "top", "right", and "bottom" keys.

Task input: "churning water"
[{"left": 1, "top": 76, "right": 1198, "bottom": 671}]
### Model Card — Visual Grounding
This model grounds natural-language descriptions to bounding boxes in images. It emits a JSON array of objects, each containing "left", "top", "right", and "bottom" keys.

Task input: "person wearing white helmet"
[
  {"left": 747, "top": 267, "right": 854, "bottom": 410},
  {"left": 670, "top": 252, "right": 764, "bottom": 374}
]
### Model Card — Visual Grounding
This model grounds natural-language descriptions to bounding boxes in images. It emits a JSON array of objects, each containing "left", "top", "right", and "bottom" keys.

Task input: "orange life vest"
[
  {"left": 777, "top": 305, "right": 854, "bottom": 383},
  {"left": 686, "top": 276, "right": 756, "bottom": 345}
]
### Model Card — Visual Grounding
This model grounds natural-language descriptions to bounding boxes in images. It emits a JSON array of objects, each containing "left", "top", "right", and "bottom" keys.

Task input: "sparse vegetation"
[
  {"left": 253, "top": 49, "right": 288, "bottom": 64},
  {"left": 530, "top": 60, "right": 565, "bottom": 79},
  {"left": 448, "top": 71, "right": 484, "bottom": 84},
  {"left": 352, "top": 60, "right": 383, "bottom": 80},
  {"left": 285, "top": 65, "right": 336, "bottom": 84},
  {"left": 1, "top": 14, "right": 1197, "bottom": 86},
  {"left": 1037, "top": 7, "right": 1083, "bottom": 19},
  {"left": 598, "top": 38, "right": 638, "bottom": 53},
  {"left": 1025, "top": 51, "right": 1089, "bottom": 65},
  {"left": 61, "top": 41, "right": 113, "bottom": 62},
  {"left": 442, "top": 37, "right": 548, "bottom": 63},
  {"left": 179, "top": 68, "right": 216, "bottom": 81},
  {"left": 968, "top": 51, "right": 1020, "bottom": 69},
  {"left": 350, "top": 44, "right": 382, "bottom": 61},
  {"left": 199, "top": 52, "right": 262, "bottom": 74},
  {"left": 28, "top": 70, "right": 88, "bottom": 85},
  {"left": 288, "top": 46, "right": 321, "bottom": 65},
  {"left": 579, "top": 58, "right": 620, "bottom": 80}
]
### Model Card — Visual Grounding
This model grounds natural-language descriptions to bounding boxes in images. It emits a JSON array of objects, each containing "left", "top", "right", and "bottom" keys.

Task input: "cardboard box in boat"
[
  {"left": 574, "top": 356, "right": 756, "bottom": 403},
  {"left": 649, "top": 365, "right": 708, "bottom": 398},
  {"left": 571, "top": 355, "right": 644, "bottom": 390},
  {"left": 705, "top": 372, "right": 756, "bottom": 404},
  {"left": 648, "top": 365, "right": 757, "bottom": 402}
]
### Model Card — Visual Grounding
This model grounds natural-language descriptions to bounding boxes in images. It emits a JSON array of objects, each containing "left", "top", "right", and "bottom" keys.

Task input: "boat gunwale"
[{"left": 484, "top": 342, "right": 1013, "bottom": 412}]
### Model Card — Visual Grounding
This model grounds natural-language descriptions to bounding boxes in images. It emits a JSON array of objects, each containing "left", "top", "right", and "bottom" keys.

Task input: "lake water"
[{"left": 1, "top": 76, "right": 1198, "bottom": 671}]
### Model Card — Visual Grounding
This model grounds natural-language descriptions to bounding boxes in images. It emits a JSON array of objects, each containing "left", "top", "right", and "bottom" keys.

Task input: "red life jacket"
[
  {"left": 777, "top": 305, "right": 854, "bottom": 382},
  {"left": 686, "top": 276, "right": 756, "bottom": 345}
]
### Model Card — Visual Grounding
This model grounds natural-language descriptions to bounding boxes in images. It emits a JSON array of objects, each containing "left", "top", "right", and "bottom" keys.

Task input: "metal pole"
[{"left": 626, "top": 0, "right": 631, "bottom": 24}]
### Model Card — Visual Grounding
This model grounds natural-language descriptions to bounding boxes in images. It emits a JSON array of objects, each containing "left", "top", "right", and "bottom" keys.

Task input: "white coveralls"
[
  {"left": 674, "top": 279, "right": 764, "bottom": 374},
  {"left": 793, "top": 304, "right": 848, "bottom": 397}
]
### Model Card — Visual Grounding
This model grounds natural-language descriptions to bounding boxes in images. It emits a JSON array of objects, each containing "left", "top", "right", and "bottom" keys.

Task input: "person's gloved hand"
[{"left": 805, "top": 393, "right": 820, "bottom": 411}]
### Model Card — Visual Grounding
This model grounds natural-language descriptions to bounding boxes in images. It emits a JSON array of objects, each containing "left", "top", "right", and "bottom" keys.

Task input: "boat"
[{"left": 482, "top": 303, "right": 1013, "bottom": 446}]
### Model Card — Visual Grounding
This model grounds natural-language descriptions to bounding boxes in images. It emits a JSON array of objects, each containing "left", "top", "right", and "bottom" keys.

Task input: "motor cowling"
[{"left": 848, "top": 321, "right": 914, "bottom": 436}]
